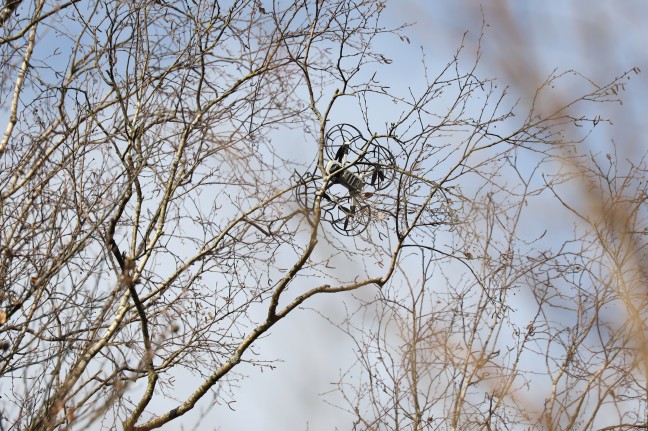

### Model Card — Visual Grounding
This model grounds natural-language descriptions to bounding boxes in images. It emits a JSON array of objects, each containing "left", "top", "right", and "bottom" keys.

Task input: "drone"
[{"left": 294, "top": 124, "right": 396, "bottom": 236}]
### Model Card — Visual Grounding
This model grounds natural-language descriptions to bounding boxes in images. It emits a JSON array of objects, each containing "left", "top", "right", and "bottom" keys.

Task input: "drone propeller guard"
[{"left": 294, "top": 124, "right": 396, "bottom": 236}]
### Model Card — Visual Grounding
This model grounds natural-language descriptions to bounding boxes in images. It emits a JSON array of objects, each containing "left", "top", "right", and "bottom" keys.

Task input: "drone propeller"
[
  {"left": 343, "top": 204, "right": 356, "bottom": 230},
  {"left": 325, "top": 124, "right": 366, "bottom": 162},
  {"left": 335, "top": 142, "right": 349, "bottom": 162},
  {"left": 370, "top": 167, "right": 386, "bottom": 187},
  {"left": 343, "top": 204, "right": 357, "bottom": 230}
]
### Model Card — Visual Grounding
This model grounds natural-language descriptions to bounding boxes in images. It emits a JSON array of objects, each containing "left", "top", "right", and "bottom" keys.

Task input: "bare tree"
[
  {"left": 334, "top": 145, "right": 648, "bottom": 430},
  {"left": 322, "top": 7, "right": 647, "bottom": 431},
  {"left": 0, "top": 0, "right": 642, "bottom": 430}
]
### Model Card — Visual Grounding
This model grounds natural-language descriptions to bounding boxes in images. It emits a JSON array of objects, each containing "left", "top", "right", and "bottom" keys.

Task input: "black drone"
[{"left": 294, "top": 124, "right": 396, "bottom": 236}]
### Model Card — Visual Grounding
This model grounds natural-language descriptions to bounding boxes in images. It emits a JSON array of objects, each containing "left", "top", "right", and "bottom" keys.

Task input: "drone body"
[
  {"left": 295, "top": 124, "right": 396, "bottom": 236},
  {"left": 326, "top": 159, "right": 364, "bottom": 194}
]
